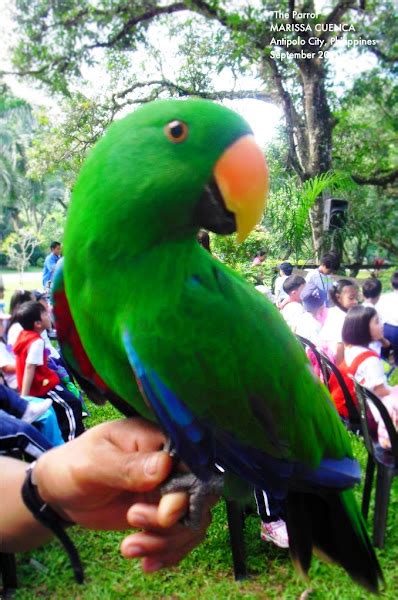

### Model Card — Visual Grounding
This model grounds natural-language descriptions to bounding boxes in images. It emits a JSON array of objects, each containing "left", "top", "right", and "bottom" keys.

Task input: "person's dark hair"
[
  {"left": 329, "top": 278, "right": 357, "bottom": 311},
  {"left": 51, "top": 241, "right": 61, "bottom": 250},
  {"left": 6, "top": 290, "right": 34, "bottom": 335},
  {"left": 279, "top": 262, "right": 293, "bottom": 276},
  {"left": 391, "top": 270, "right": 398, "bottom": 290},
  {"left": 321, "top": 252, "right": 340, "bottom": 272},
  {"left": 197, "top": 230, "right": 211, "bottom": 253},
  {"left": 362, "top": 278, "right": 382, "bottom": 299},
  {"left": 9, "top": 289, "right": 33, "bottom": 315},
  {"left": 15, "top": 301, "right": 46, "bottom": 331},
  {"left": 342, "top": 305, "right": 376, "bottom": 347},
  {"left": 283, "top": 275, "right": 306, "bottom": 295},
  {"left": 258, "top": 250, "right": 266, "bottom": 257}
]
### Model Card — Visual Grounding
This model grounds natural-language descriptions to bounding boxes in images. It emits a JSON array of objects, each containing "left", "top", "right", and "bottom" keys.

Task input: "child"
[
  {"left": 279, "top": 275, "right": 306, "bottom": 333},
  {"left": 362, "top": 278, "right": 390, "bottom": 356},
  {"left": 342, "top": 305, "right": 398, "bottom": 449},
  {"left": 319, "top": 279, "right": 359, "bottom": 365},
  {"left": 0, "top": 383, "right": 63, "bottom": 447},
  {"left": 274, "top": 262, "right": 293, "bottom": 307},
  {"left": 377, "top": 270, "right": 398, "bottom": 365},
  {"left": 12, "top": 301, "right": 84, "bottom": 442},
  {"left": 296, "top": 282, "right": 326, "bottom": 346},
  {"left": 6, "top": 289, "right": 34, "bottom": 347},
  {"left": 252, "top": 250, "right": 266, "bottom": 266},
  {"left": 305, "top": 252, "right": 340, "bottom": 307}
]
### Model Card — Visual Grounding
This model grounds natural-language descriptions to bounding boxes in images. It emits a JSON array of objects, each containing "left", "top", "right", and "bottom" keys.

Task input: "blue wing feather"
[{"left": 123, "top": 331, "right": 360, "bottom": 494}]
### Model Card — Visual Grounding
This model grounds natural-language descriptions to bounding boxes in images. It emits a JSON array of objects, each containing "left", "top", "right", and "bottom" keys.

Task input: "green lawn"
[
  {"left": 1, "top": 269, "right": 42, "bottom": 312},
  {"left": 11, "top": 400, "right": 398, "bottom": 599}
]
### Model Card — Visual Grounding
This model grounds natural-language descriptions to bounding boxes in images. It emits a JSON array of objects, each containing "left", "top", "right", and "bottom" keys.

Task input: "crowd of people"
[{"left": 253, "top": 253, "right": 398, "bottom": 548}]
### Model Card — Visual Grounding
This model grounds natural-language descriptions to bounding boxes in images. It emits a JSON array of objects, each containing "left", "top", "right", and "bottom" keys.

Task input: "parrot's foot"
[{"left": 160, "top": 472, "right": 224, "bottom": 529}]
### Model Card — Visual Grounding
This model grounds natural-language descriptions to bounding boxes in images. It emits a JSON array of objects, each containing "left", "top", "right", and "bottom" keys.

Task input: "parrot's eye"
[{"left": 164, "top": 120, "right": 189, "bottom": 143}]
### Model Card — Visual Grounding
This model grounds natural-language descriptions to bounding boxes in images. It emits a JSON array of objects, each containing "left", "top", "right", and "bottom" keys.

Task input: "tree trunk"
[{"left": 296, "top": 62, "right": 334, "bottom": 260}]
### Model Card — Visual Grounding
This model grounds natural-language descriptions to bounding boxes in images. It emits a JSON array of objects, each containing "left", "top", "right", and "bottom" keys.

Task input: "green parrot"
[{"left": 53, "top": 98, "right": 382, "bottom": 592}]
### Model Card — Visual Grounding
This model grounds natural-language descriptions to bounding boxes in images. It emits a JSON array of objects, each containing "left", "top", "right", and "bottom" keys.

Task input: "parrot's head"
[{"left": 67, "top": 98, "right": 269, "bottom": 253}]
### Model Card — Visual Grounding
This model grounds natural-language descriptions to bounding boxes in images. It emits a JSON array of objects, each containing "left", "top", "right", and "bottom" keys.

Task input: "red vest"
[
  {"left": 13, "top": 329, "right": 59, "bottom": 396},
  {"left": 329, "top": 350, "right": 378, "bottom": 418}
]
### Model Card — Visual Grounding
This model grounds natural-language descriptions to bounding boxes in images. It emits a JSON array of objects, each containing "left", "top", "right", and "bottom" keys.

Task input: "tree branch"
[
  {"left": 110, "top": 79, "right": 274, "bottom": 109},
  {"left": 261, "top": 55, "right": 307, "bottom": 179},
  {"left": 319, "top": 0, "right": 358, "bottom": 45},
  {"left": 85, "top": 3, "right": 187, "bottom": 49},
  {"left": 352, "top": 169, "right": 398, "bottom": 186}
]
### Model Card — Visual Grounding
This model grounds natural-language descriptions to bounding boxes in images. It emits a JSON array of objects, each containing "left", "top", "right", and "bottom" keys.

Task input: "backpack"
[{"left": 329, "top": 350, "right": 378, "bottom": 419}]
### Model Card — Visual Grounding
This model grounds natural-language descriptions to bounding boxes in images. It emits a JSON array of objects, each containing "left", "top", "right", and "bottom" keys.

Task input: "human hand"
[{"left": 35, "top": 418, "right": 215, "bottom": 570}]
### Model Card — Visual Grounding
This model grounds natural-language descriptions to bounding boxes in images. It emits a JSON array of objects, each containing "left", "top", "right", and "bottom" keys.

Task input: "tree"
[
  {"left": 0, "top": 85, "right": 67, "bottom": 262},
  {"left": 3, "top": 1, "right": 397, "bottom": 256},
  {"left": 1, "top": 228, "right": 41, "bottom": 283}
]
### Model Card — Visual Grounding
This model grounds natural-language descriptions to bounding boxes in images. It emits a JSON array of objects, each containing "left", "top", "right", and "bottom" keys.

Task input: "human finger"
[
  {"left": 120, "top": 515, "right": 209, "bottom": 566},
  {"left": 127, "top": 492, "right": 188, "bottom": 531}
]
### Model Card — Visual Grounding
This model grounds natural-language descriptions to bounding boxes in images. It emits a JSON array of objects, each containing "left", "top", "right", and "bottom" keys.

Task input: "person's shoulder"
[{"left": 305, "top": 270, "right": 316, "bottom": 281}]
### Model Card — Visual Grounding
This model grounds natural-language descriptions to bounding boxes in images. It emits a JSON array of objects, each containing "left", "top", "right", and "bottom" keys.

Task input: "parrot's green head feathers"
[{"left": 66, "top": 98, "right": 268, "bottom": 255}]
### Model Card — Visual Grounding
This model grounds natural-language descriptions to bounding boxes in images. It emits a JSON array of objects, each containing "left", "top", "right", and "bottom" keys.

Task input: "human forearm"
[
  {"left": 0, "top": 457, "right": 54, "bottom": 552},
  {"left": 21, "top": 364, "right": 35, "bottom": 396},
  {"left": 372, "top": 383, "right": 391, "bottom": 398},
  {"left": 335, "top": 343, "right": 344, "bottom": 366}
]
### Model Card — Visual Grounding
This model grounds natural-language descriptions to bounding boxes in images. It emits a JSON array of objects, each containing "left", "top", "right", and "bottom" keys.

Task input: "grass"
[
  {"left": 1, "top": 269, "right": 42, "bottom": 311},
  {"left": 11, "top": 399, "right": 398, "bottom": 599}
]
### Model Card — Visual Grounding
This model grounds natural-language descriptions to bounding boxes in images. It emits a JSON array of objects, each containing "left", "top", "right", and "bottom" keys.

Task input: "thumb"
[{"left": 113, "top": 450, "right": 174, "bottom": 493}]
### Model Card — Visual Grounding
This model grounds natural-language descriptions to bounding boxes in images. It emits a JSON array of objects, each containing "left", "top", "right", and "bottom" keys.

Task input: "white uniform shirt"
[
  {"left": 295, "top": 312, "right": 322, "bottom": 346},
  {"left": 280, "top": 301, "right": 305, "bottom": 333},
  {"left": 344, "top": 345, "right": 386, "bottom": 390},
  {"left": 377, "top": 291, "right": 398, "bottom": 326},
  {"left": 0, "top": 341, "right": 17, "bottom": 389}
]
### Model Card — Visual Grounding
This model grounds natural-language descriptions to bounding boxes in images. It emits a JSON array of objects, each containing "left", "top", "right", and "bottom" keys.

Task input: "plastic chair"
[
  {"left": 0, "top": 553, "right": 17, "bottom": 597},
  {"left": 295, "top": 335, "right": 324, "bottom": 377},
  {"left": 352, "top": 379, "right": 398, "bottom": 548},
  {"left": 317, "top": 351, "right": 361, "bottom": 433},
  {"left": 225, "top": 500, "right": 247, "bottom": 580}
]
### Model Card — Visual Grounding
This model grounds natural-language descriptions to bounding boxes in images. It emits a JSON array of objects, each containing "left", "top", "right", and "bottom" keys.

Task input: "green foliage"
[
  {"left": 0, "top": 85, "right": 67, "bottom": 263},
  {"left": 333, "top": 71, "right": 398, "bottom": 182},
  {"left": 265, "top": 169, "right": 354, "bottom": 262}
]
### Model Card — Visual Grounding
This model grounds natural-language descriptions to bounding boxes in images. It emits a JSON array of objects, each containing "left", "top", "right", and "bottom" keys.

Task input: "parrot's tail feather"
[{"left": 286, "top": 490, "right": 384, "bottom": 594}]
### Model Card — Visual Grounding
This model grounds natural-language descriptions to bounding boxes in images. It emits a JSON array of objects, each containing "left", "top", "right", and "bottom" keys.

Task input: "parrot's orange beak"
[{"left": 214, "top": 135, "right": 269, "bottom": 243}]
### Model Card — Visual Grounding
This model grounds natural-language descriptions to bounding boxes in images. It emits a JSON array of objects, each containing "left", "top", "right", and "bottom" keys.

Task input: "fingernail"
[
  {"left": 125, "top": 544, "right": 144, "bottom": 558},
  {"left": 144, "top": 453, "right": 160, "bottom": 476},
  {"left": 129, "top": 513, "right": 147, "bottom": 528},
  {"left": 144, "top": 559, "right": 163, "bottom": 572}
]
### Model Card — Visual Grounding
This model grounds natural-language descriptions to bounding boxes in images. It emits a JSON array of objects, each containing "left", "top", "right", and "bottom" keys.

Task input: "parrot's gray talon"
[
  {"left": 160, "top": 472, "right": 224, "bottom": 529},
  {"left": 162, "top": 438, "right": 177, "bottom": 458}
]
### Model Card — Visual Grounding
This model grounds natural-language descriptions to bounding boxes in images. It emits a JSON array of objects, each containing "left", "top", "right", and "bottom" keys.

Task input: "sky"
[{"left": 0, "top": 0, "right": 378, "bottom": 147}]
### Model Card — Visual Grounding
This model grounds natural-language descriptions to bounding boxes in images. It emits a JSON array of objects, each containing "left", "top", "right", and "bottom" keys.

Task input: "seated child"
[
  {"left": 342, "top": 305, "right": 398, "bottom": 449},
  {"left": 279, "top": 275, "right": 306, "bottom": 333},
  {"left": 296, "top": 282, "right": 326, "bottom": 346},
  {"left": 0, "top": 409, "right": 53, "bottom": 460},
  {"left": 0, "top": 383, "right": 63, "bottom": 447},
  {"left": 12, "top": 301, "right": 84, "bottom": 442},
  {"left": 274, "top": 262, "right": 293, "bottom": 308},
  {"left": 362, "top": 278, "right": 390, "bottom": 356},
  {"left": 319, "top": 279, "right": 359, "bottom": 365}
]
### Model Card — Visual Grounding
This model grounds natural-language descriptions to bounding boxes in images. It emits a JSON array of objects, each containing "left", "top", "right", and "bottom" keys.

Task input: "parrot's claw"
[
  {"left": 162, "top": 438, "right": 178, "bottom": 458},
  {"left": 160, "top": 472, "right": 224, "bottom": 529}
]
